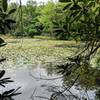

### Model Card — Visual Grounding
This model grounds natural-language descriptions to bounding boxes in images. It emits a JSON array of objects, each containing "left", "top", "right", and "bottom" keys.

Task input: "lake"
[{"left": 0, "top": 39, "right": 99, "bottom": 100}]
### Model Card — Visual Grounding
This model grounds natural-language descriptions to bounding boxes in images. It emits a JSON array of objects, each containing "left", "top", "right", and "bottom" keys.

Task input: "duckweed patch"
[{"left": 0, "top": 39, "right": 81, "bottom": 70}]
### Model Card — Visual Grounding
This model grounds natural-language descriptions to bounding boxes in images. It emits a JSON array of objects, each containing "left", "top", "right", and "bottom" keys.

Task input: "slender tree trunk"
[{"left": 19, "top": 0, "right": 23, "bottom": 34}]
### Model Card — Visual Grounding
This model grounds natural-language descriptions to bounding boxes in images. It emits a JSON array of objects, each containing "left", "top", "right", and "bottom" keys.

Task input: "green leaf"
[
  {"left": 5, "top": 19, "right": 16, "bottom": 23},
  {"left": 0, "top": 70, "right": 5, "bottom": 78},
  {"left": 2, "top": 0, "right": 8, "bottom": 12},
  {"left": 88, "top": 1, "right": 95, "bottom": 7},
  {"left": 59, "top": 0, "right": 71, "bottom": 2},
  {"left": 70, "top": 4, "right": 81, "bottom": 10},
  {"left": 63, "top": 3, "right": 72, "bottom": 10},
  {"left": 3, "top": 89, "right": 15, "bottom": 95},
  {"left": 8, "top": 9, "right": 16, "bottom": 14},
  {"left": 6, "top": 23, "right": 11, "bottom": 29},
  {"left": 0, "top": 7, "right": 2, "bottom": 12},
  {"left": 70, "top": 10, "right": 80, "bottom": 17},
  {"left": 71, "top": 11, "right": 82, "bottom": 23},
  {"left": 52, "top": 21, "right": 59, "bottom": 26},
  {"left": 60, "top": 0, "right": 95, "bottom": 3},
  {"left": 94, "top": 7, "right": 99, "bottom": 13},
  {"left": 0, "top": 38, "right": 5, "bottom": 44}
]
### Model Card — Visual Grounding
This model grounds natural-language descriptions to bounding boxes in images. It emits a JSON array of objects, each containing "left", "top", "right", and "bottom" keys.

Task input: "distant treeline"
[
  {"left": 1, "top": 0, "right": 100, "bottom": 41},
  {"left": 1, "top": 0, "right": 68, "bottom": 39}
]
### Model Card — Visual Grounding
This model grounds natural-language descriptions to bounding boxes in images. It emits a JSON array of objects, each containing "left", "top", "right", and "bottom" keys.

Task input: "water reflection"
[
  {"left": 4, "top": 63, "right": 62, "bottom": 100},
  {"left": 1, "top": 61, "right": 100, "bottom": 100},
  {"left": 43, "top": 62, "right": 100, "bottom": 100}
]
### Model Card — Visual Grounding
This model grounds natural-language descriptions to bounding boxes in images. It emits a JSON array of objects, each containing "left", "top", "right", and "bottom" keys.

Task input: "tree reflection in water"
[
  {"left": 30, "top": 61, "right": 100, "bottom": 100},
  {"left": 44, "top": 61, "right": 100, "bottom": 100}
]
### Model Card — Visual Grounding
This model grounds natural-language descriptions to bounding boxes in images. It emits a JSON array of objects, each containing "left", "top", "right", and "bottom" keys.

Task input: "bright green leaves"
[
  {"left": 88, "top": 1, "right": 95, "bottom": 7},
  {"left": 60, "top": 0, "right": 100, "bottom": 42}
]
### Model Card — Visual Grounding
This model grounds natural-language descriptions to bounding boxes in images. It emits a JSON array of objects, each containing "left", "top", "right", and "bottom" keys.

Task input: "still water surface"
[{"left": 2, "top": 62, "right": 96, "bottom": 100}]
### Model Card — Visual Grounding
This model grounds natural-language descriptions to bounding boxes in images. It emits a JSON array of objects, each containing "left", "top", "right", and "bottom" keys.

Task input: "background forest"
[{"left": 0, "top": 0, "right": 70, "bottom": 39}]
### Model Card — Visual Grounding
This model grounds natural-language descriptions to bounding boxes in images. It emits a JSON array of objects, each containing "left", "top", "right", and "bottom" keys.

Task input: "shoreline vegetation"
[{"left": 0, "top": 36, "right": 99, "bottom": 71}]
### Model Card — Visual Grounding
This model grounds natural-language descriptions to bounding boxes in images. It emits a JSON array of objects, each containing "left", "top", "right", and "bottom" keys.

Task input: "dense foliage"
[
  {"left": 0, "top": 0, "right": 16, "bottom": 34},
  {"left": 8, "top": 0, "right": 68, "bottom": 39},
  {"left": 0, "top": 0, "right": 21, "bottom": 100},
  {"left": 7, "top": 0, "right": 100, "bottom": 41},
  {"left": 58, "top": 0, "right": 100, "bottom": 78}
]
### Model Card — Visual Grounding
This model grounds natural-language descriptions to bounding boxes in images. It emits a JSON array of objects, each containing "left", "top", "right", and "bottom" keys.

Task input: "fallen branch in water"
[
  {"left": 29, "top": 72, "right": 63, "bottom": 81},
  {"left": 30, "top": 87, "right": 37, "bottom": 100},
  {"left": 50, "top": 74, "right": 80, "bottom": 100}
]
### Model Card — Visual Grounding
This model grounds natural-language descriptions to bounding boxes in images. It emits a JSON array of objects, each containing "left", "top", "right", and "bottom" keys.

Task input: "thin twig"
[
  {"left": 29, "top": 72, "right": 63, "bottom": 81},
  {"left": 30, "top": 88, "right": 37, "bottom": 100},
  {"left": 50, "top": 74, "right": 80, "bottom": 100},
  {"left": 85, "top": 89, "right": 90, "bottom": 100},
  {"left": 33, "top": 96, "right": 49, "bottom": 100}
]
